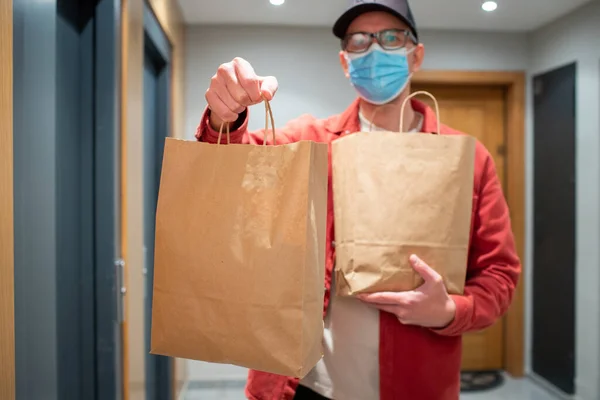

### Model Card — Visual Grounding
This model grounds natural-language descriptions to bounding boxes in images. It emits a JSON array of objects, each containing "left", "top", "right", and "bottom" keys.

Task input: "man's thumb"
[
  {"left": 259, "top": 76, "right": 279, "bottom": 100},
  {"left": 409, "top": 255, "right": 441, "bottom": 283}
]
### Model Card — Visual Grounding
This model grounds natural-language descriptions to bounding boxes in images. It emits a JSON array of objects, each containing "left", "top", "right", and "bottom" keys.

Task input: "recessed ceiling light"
[
  {"left": 481, "top": 1, "right": 498, "bottom": 12},
  {"left": 270, "top": 0, "right": 285, "bottom": 5}
]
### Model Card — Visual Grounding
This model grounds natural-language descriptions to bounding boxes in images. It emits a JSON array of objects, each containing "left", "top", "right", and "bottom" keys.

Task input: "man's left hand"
[{"left": 357, "top": 255, "right": 456, "bottom": 328}]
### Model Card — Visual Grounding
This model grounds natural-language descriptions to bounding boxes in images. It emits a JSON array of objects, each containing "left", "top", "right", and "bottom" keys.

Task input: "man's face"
[{"left": 339, "top": 11, "right": 425, "bottom": 79}]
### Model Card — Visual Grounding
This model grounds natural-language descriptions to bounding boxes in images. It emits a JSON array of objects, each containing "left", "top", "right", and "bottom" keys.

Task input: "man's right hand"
[{"left": 205, "top": 57, "right": 278, "bottom": 130}]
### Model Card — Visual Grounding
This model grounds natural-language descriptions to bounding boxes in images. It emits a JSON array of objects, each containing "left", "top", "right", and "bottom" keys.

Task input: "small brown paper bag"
[
  {"left": 151, "top": 102, "right": 329, "bottom": 378},
  {"left": 332, "top": 91, "right": 476, "bottom": 296}
]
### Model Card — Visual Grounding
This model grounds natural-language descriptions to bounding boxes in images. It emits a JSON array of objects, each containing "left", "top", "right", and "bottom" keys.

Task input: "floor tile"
[{"left": 461, "top": 377, "right": 561, "bottom": 400}]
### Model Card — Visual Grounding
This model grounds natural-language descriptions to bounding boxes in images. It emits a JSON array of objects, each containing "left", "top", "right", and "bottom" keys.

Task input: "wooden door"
[
  {"left": 412, "top": 84, "right": 507, "bottom": 371},
  {"left": 1, "top": 0, "right": 15, "bottom": 398}
]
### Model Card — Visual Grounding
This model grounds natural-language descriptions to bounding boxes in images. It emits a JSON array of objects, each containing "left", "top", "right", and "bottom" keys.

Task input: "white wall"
[
  {"left": 528, "top": 2, "right": 600, "bottom": 399},
  {"left": 184, "top": 25, "right": 529, "bottom": 383},
  {"left": 184, "top": 26, "right": 529, "bottom": 139}
]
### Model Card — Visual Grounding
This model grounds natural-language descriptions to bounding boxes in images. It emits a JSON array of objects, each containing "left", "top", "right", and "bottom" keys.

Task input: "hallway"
[{"left": 2, "top": 0, "right": 600, "bottom": 399}]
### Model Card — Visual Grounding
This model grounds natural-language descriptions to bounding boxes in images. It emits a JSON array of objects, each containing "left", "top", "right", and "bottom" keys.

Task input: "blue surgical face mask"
[{"left": 346, "top": 44, "right": 414, "bottom": 105}]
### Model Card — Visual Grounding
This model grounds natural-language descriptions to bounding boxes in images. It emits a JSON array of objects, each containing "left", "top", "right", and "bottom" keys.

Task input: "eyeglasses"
[{"left": 341, "top": 29, "right": 417, "bottom": 54}]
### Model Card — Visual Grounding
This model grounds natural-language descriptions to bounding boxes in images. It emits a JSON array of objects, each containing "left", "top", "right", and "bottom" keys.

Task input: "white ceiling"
[{"left": 178, "top": 0, "right": 592, "bottom": 32}]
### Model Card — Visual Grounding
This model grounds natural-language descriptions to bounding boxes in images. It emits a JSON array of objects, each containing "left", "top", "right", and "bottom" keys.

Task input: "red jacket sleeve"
[
  {"left": 195, "top": 106, "right": 317, "bottom": 145},
  {"left": 433, "top": 148, "right": 521, "bottom": 336}
]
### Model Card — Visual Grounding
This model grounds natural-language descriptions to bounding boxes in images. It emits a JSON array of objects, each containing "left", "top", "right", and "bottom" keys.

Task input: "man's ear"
[
  {"left": 411, "top": 43, "right": 425, "bottom": 74},
  {"left": 339, "top": 51, "right": 350, "bottom": 78}
]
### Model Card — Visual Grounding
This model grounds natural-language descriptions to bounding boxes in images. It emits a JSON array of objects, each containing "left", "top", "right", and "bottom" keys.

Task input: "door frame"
[
  {"left": 95, "top": 1, "right": 125, "bottom": 398},
  {"left": 413, "top": 70, "right": 526, "bottom": 377},
  {"left": 121, "top": 1, "right": 183, "bottom": 398},
  {"left": 0, "top": 0, "right": 15, "bottom": 397},
  {"left": 143, "top": 2, "right": 173, "bottom": 398}
]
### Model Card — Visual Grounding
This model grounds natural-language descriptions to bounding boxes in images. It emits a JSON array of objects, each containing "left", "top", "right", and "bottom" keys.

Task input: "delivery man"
[{"left": 195, "top": 0, "right": 521, "bottom": 399}]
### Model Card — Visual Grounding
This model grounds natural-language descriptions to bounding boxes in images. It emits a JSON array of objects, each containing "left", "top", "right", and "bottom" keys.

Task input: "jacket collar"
[{"left": 324, "top": 97, "right": 440, "bottom": 135}]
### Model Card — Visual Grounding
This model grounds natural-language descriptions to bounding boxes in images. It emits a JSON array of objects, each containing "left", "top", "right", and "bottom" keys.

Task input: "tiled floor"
[
  {"left": 461, "top": 376, "right": 562, "bottom": 400},
  {"left": 184, "top": 376, "right": 563, "bottom": 400}
]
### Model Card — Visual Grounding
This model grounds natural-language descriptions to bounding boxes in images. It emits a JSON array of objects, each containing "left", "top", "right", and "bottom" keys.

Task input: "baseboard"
[{"left": 528, "top": 372, "right": 575, "bottom": 400}]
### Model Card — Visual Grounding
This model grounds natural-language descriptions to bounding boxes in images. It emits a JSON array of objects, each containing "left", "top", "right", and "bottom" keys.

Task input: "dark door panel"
[{"left": 532, "top": 62, "right": 577, "bottom": 395}]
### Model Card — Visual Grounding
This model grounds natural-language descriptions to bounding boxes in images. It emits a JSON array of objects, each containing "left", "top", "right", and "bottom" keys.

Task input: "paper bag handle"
[
  {"left": 263, "top": 99, "right": 276, "bottom": 146},
  {"left": 217, "top": 99, "right": 276, "bottom": 145},
  {"left": 217, "top": 121, "right": 231, "bottom": 145},
  {"left": 400, "top": 90, "right": 441, "bottom": 134}
]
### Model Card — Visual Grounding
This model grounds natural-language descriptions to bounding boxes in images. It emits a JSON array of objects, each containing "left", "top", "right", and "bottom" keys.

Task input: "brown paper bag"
[
  {"left": 332, "top": 91, "right": 476, "bottom": 296},
  {"left": 150, "top": 102, "right": 329, "bottom": 378}
]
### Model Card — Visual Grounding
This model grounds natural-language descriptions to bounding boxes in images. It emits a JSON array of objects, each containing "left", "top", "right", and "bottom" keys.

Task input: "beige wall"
[
  {"left": 121, "top": 0, "right": 186, "bottom": 398},
  {"left": 0, "top": 0, "right": 15, "bottom": 398}
]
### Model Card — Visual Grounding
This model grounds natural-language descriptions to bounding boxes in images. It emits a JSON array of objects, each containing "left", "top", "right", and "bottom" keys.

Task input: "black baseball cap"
[{"left": 333, "top": 0, "right": 419, "bottom": 42}]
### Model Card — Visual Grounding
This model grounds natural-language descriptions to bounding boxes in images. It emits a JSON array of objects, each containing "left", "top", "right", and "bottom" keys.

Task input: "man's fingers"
[
  {"left": 233, "top": 57, "right": 263, "bottom": 104},
  {"left": 358, "top": 292, "right": 400, "bottom": 305},
  {"left": 259, "top": 76, "right": 279, "bottom": 100},
  {"left": 358, "top": 291, "right": 418, "bottom": 307},
  {"left": 207, "top": 58, "right": 277, "bottom": 125},
  {"left": 205, "top": 89, "right": 238, "bottom": 123},
  {"left": 409, "top": 254, "right": 442, "bottom": 284},
  {"left": 210, "top": 77, "right": 246, "bottom": 115},
  {"left": 218, "top": 62, "right": 254, "bottom": 107}
]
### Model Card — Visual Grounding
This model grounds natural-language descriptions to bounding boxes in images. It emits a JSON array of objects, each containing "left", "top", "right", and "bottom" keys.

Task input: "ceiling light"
[
  {"left": 270, "top": 0, "right": 285, "bottom": 5},
  {"left": 481, "top": 1, "right": 498, "bottom": 12}
]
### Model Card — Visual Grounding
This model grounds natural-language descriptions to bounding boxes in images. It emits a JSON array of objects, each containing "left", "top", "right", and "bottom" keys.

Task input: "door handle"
[{"left": 115, "top": 258, "right": 126, "bottom": 323}]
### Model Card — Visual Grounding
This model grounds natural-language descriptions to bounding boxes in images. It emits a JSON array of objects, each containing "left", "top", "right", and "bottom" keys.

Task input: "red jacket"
[{"left": 196, "top": 98, "right": 521, "bottom": 400}]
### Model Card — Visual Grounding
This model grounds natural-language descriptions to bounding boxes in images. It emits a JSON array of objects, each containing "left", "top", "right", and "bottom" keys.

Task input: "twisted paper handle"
[
  {"left": 263, "top": 99, "right": 276, "bottom": 145},
  {"left": 217, "top": 99, "right": 276, "bottom": 145},
  {"left": 400, "top": 90, "right": 440, "bottom": 134},
  {"left": 366, "top": 91, "right": 441, "bottom": 134},
  {"left": 217, "top": 121, "right": 231, "bottom": 145}
]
